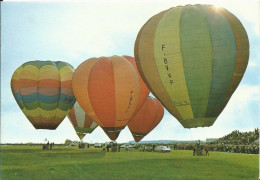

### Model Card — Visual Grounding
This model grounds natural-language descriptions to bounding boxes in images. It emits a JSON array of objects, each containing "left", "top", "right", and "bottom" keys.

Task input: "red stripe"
[
  {"left": 68, "top": 107, "right": 78, "bottom": 126},
  {"left": 88, "top": 58, "right": 116, "bottom": 126}
]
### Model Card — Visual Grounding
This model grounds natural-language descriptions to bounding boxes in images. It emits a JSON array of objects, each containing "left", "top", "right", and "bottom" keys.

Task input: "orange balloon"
[
  {"left": 128, "top": 96, "right": 164, "bottom": 142},
  {"left": 72, "top": 56, "right": 140, "bottom": 140},
  {"left": 122, "top": 56, "right": 150, "bottom": 113}
]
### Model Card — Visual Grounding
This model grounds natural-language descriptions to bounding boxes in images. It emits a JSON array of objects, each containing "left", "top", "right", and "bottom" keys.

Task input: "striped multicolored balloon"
[
  {"left": 135, "top": 5, "right": 249, "bottom": 128},
  {"left": 67, "top": 101, "right": 98, "bottom": 140},
  {"left": 11, "top": 61, "right": 76, "bottom": 129}
]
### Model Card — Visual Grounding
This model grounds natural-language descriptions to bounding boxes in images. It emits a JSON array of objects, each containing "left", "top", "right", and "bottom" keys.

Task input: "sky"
[{"left": 1, "top": 0, "right": 259, "bottom": 144}]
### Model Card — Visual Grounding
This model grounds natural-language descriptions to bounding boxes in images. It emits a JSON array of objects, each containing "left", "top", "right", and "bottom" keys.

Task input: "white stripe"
[
  {"left": 90, "top": 121, "right": 98, "bottom": 129},
  {"left": 74, "top": 101, "right": 86, "bottom": 127}
]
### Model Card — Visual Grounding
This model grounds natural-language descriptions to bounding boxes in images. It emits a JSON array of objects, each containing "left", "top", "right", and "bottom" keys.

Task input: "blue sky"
[{"left": 1, "top": 0, "right": 259, "bottom": 144}]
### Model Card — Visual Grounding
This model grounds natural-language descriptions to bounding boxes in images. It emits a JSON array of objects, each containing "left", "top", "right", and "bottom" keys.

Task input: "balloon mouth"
[
  {"left": 102, "top": 126, "right": 125, "bottom": 140},
  {"left": 131, "top": 132, "right": 146, "bottom": 142},
  {"left": 132, "top": 133, "right": 145, "bottom": 137},
  {"left": 180, "top": 117, "right": 217, "bottom": 128},
  {"left": 34, "top": 125, "right": 58, "bottom": 130}
]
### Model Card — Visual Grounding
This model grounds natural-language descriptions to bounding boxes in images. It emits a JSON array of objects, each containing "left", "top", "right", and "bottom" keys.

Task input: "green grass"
[{"left": 0, "top": 145, "right": 259, "bottom": 180}]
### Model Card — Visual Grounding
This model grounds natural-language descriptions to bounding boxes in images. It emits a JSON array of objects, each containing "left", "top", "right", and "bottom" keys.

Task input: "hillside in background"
[{"left": 210, "top": 128, "right": 259, "bottom": 145}]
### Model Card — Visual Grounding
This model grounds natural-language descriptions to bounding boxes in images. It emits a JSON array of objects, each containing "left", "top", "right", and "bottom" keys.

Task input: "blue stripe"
[
  {"left": 20, "top": 93, "right": 76, "bottom": 104},
  {"left": 21, "top": 93, "right": 38, "bottom": 103},
  {"left": 59, "top": 94, "right": 76, "bottom": 105},
  {"left": 38, "top": 94, "right": 60, "bottom": 104},
  {"left": 14, "top": 93, "right": 22, "bottom": 102}
]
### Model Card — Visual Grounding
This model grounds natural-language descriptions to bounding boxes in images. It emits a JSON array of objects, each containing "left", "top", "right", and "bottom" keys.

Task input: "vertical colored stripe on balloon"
[
  {"left": 180, "top": 6, "right": 213, "bottom": 118},
  {"left": 135, "top": 9, "right": 183, "bottom": 120},
  {"left": 74, "top": 101, "right": 86, "bottom": 127},
  {"left": 113, "top": 57, "right": 140, "bottom": 128},
  {"left": 88, "top": 58, "right": 116, "bottom": 127},
  {"left": 197, "top": 5, "right": 237, "bottom": 117},
  {"left": 216, "top": 8, "right": 250, "bottom": 115},
  {"left": 154, "top": 7, "right": 194, "bottom": 120},
  {"left": 68, "top": 107, "right": 78, "bottom": 127},
  {"left": 72, "top": 58, "right": 102, "bottom": 126}
]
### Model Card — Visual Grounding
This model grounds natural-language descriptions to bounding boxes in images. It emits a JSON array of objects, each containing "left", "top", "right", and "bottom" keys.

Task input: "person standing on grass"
[
  {"left": 205, "top": 146, "right": 209, "bottom": 156},
  {"left": 152, "top": 144, "right": 155, "bottom": 152},
  {"left": 193, "top": 146, "right": 196, "bottom": 156}
]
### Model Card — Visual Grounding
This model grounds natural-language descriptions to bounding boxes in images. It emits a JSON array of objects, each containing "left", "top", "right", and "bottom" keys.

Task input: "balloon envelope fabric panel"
[
  {"left": 128, "top": 97, "right": 164, "bottom": 142},
  {"left": 72, "top": 56, "right": 141, "bottom": 140},
  {"left": 122, "top": 56, "right": 150, "bottom": 113},
  {"left": 68, "top": 101, "right": 98, "bottom": 140},
  {"left": 135, "top": 5, "right": 249, "bottom": 128},
  {"left": 11, "top": 61, "right": 76, "bottom": 129}
]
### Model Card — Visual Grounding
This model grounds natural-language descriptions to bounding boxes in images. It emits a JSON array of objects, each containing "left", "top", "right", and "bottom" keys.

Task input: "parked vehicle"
[
  {"left": 94, "top": 143, "right": 102, "bottom": 148},
  {"left": 120, "top": 144, "right": 135, "bottom": 148},
  {"left": 154, "top": 146, "right": 171, "bottom": 152}
]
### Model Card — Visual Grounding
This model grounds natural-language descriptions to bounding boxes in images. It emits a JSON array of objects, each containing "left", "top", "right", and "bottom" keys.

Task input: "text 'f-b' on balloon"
[
  {"left": 134, "top": 4, "right": 249, "bottom": 128},
  {"left": 122, "top": 55, "right": 150, "bottom": 114}
]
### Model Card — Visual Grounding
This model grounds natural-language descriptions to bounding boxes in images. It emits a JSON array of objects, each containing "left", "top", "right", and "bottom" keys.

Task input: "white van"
[{"left": 94, "top": 143, "right": 102, "bottom": 148}]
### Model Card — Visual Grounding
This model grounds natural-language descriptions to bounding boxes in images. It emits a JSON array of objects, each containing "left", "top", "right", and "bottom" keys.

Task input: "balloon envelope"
[
  {"left": 128, "top": 97, "right": 164, "bottom": 142},
  {"left": 72, "top": 56, "right": 140, "bottom": 140},
  {"left": 122, "top": 56, "right": 150, "bottom": 112},
  {"left": 11, "top": 61, "right": 76, "bottom": 129},
  {"left": 68, "top": 101, "right": 98, "bottom": 140},
  {"left": 134, "top": 5, "right": 249, "bottom": 128}
]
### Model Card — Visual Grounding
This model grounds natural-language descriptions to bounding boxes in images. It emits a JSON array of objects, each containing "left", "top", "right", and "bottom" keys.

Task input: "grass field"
[{"left": 0, "top": 145, "right": 259, "bottom": 180}]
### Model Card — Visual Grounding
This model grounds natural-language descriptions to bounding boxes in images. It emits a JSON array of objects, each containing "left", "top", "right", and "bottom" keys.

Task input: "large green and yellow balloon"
[
  {"left": 135, "top": 5, "right": 249, "bottom": 128},
  {"left": 11, "top": 61, "right": 76, "bottom": 129}
]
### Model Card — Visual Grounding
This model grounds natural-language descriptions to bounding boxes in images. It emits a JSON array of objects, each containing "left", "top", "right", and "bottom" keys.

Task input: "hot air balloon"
[
  {"left": 72, "top": 56, "right": 140, "bottom": 140},
  {"left": 67, "top": 101, "right": 98, "bottom": 140},
  {"left": 11, "top": 61, "right": 76, "bottom": 129},
  {"left": 122, "top": 56, "right": 150, "bottom": 113},
  {"left": 128, "top": 97, "right": 164, "bottom": 142},
  {"left": 134, "top": 4, "right": 249, "bottom": 128}
]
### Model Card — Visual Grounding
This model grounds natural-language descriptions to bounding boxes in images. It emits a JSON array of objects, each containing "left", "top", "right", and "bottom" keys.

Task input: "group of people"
[
  {"left": 192, "top": 141, "right": 209, "bottom": 156},
  {"left": 139, "top": 144, "right": 156, "bottom": 152},
  {"left": 45, "top": 141, "right": 55, "bottom": 150}
]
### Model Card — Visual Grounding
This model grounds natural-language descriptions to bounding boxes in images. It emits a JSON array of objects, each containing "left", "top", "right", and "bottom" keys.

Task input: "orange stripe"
[
  {"left": 61, "top": 81, "right": 72, "bottom": 88},
  {"left": 38, "top": 80, "right": 60, "bottom": 88},
  {"left": 11, "top": 79, "right": 20, "bottom": 87},
  {"left": 84, "top": 115, "right": 94, "bottom": 128},
  {"left": 68, "top": 107, "right": 78, "bottom": 126},
  {"left": 88, "top": 58, "right": 116, "bottom": 127},
  {"left": 19, "top": 79, "right": 37, "bottom": 88}
]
